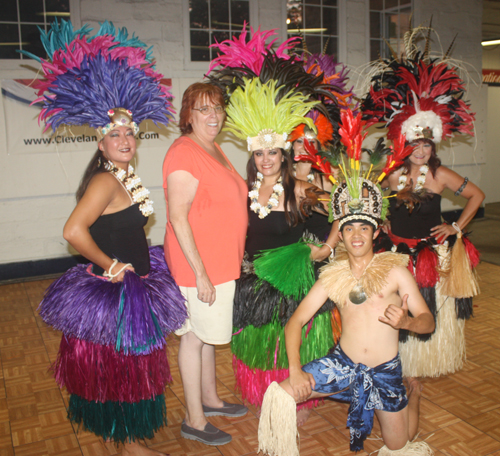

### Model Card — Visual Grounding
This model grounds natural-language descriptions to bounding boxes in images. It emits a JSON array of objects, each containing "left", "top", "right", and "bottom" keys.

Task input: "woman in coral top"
[{"left": 162, "top": 83, "right": 248, "bottom": 446}]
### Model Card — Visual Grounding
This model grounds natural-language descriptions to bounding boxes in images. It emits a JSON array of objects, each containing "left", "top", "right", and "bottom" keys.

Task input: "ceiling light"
[
  {"left": 36, "top": 12, "right": 71, "bottom": 17},
  {"left": 287, "top": 28, "right": 327, "bottom": 34},
  {"left": 482, "top": 39, "right": 500, "bottom": 47}
]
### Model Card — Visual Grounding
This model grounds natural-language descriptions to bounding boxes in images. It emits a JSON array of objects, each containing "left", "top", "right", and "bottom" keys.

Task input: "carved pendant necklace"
[{"left": 348, "top": 257, "right": 374, "bottom": 305}]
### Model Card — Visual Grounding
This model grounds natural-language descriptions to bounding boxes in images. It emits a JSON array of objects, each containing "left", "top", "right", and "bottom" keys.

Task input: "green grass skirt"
[
  {"left": 231, "top": 311, "right": 334, "bottom": 370},
  {"left": 68, "top": 393, "right": 166, "bottom": 443}
]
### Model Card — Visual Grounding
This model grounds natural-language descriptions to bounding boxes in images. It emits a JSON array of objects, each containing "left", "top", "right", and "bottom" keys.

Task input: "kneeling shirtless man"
[{"left": 258, "top": 217, "right": 435, "bottom": 455}]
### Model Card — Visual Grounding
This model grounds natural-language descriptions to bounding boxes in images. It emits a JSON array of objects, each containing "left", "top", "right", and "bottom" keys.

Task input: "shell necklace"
[
  {"left": 249, "top": 172, "right": 284, "bottom": 219},
  {"left": 348, "top": 256, "right": 375, "bottom": 305},
  {"left": 397, "top": 164, "right": 429, "bottom": 192},
  {"left": 105, "top": 161, "right": 154, "bottom": 216}
]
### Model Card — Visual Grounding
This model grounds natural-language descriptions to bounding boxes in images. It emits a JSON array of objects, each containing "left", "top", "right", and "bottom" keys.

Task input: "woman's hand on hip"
[
  {"left": 110, "top": 263, "right": 135, "bottom": 283},
  {"left": 430, "top": 223, "right": 457, "bottom": 243},
  {"left": 196, "top": 273, "right": 216, "bottom": 305}
]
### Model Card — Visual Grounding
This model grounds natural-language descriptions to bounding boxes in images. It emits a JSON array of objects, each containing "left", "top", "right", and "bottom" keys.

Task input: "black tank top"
[
  {"left": 245, "top": 210, "right": 306, "bottom": 260},
  {"left": 389, "top": 191, "right": 442, "bottom": 239},
  {"left": 304, "top": 210, "right": 331, "bottom": 242},
  {"left": 89, "top": 204, "right": 150, "bottom": 276}
]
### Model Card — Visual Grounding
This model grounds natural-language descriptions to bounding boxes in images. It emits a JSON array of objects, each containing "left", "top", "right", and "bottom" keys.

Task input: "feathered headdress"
[
  {"left": 361, "top": 26, "right": 475, "bottom": 144},
  {"left": 224, "top": 78, "right": 319, "bottom": 152},
  {"left": 288, "top": 110, "right": 333, "bottom": 147},
  {"left": 302, "top": 52, "right": 355, "bottom": 112},
  {"left": 206, "top": 25, "right": 337, "bottom": 120},
  {"left": 287, "top": 51, "right": 355, "bottom": 182},
  {"left": 329, "top": 109, "right": 413, "bottom": 228},
  {"left": 23, "top": 19, "right": 175, "bottom": 139},
  {"left": 207, "top": 22, "right": 299, "bottom": 76}
]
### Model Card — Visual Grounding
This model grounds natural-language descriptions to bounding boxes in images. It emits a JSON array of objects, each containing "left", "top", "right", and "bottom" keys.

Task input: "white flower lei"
[
  {"left": 105, "top": 160, "right": 154, "bottom": 216},
  {"left": 249, "top": 172, "right": 284, "bottom": 219},
  {"left": 397, "top": 164, "right": 429, "bottom": 192}
]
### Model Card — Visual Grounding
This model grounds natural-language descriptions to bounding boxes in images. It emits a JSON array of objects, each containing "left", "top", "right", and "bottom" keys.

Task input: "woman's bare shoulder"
[
  {"left": 88, "top": 171, "right": 120, "bottom": 188},
  {"left": 84, "top": 172, "right": 122, "bottom": 202},
  {"left": 433, "top": 165, "right": 464, "bottom": 186}
]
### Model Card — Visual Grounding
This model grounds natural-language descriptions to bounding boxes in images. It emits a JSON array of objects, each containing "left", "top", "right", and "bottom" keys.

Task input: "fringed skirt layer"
[
  {"left": 231, "top": 242, "right": 339, "bottom": 407},
  {"left": 376, "top": 233, "right": 480, "bottom": 377},
  {"left": 38, "top": 246, "right": 187, "bottom": 442}
]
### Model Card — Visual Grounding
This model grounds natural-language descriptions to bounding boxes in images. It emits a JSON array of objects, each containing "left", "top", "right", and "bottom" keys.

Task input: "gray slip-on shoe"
[
  {"left": 202, "top": 400, "right": 248, "bottom": 417},
  {"left": 180, "top": 420, "right": 232, "bottom": 446}
]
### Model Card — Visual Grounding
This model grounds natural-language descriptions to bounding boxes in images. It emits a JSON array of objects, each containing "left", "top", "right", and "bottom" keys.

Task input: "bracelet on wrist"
[
  {"left": 322, "top": 243, "right": 335, "bottom": 261},
  {"left": 103, "top": 259, "right": 133, "bottom": 279}
]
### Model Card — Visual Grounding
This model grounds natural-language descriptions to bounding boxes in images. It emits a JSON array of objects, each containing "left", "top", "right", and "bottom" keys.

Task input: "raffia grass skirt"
[{"left": 399, "top": 278, "right": 466, "bottom": 378}]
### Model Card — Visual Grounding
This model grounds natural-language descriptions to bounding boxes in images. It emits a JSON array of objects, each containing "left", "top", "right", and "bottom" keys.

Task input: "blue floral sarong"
[{"left": 302, "top": 344, "right": 408, "bottom": 451}]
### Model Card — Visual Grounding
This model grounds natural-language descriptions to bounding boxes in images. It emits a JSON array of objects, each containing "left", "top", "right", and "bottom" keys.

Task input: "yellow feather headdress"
[{"left": 224, "top": 78, "right": 319, "bottom": 152}]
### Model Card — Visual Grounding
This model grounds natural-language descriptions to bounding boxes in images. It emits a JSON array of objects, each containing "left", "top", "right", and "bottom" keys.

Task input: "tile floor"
[{"left": 1, "top": 260, "right": 500, "bottom": 455}]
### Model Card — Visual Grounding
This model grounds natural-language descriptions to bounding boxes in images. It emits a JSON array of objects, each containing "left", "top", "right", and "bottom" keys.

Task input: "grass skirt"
[
  {"left": 39, "top": 246, "right": 187, "bottom": 442},
  {"left": 232, "top": 312, "right": 334, "bottom": 406},
  {"left": 68, "top": 394, "right": 166, "bottom": 443},
  {"left": 55, "top": 336, "right": 171, "bottom": 403},
  {"left": 376, "top": 234, "right": 478, "bottom": 377},
  {"left": 399, "top": 280, "right": 466, "bottom": 377},
  {"left": 39, "top": 246, "right": 187, "bottom": 355},
  {"left": 232, "top": 243, "right": 336, "bottom": 406}
]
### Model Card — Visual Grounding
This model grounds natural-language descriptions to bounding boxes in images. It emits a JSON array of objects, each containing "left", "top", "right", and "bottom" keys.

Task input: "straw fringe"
[
  {"left": 319, "top": 250, "right": 409, "bottom": 308},
  {"left": 258, "top": 382, "right": 299, "bottom": 456},
  {"left": 399, "top": 282, "right": 465, "bottom": 377},
  {"left": 378, "top": 440, "right": 434, "bottom": 455},
  {"left": 439, "top": 235, "right": 480, "bottom": 298}
]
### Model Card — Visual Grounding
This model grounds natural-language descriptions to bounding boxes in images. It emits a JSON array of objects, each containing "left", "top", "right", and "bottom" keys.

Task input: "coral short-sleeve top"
[{"left": 163, "top": 136, "right": 248, "bottom": 287}]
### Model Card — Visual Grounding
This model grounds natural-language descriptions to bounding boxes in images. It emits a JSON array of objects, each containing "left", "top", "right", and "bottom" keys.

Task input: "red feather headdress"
[{"left": 362, "top": 37, "right": 475, "bottom": 144}]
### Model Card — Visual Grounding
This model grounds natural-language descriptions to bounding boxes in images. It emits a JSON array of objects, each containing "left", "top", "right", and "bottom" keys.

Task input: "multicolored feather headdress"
[
  {"left": 224, "top": 78, "right": 319, "bottom": 152},
  {"left": 23, "top": 19, "right": 175, "bottom": 140},
  {"left": 206, "top": 25, "right": 338, "bottom": 121},
  {"left": 329, "top": 109, "right": 413, "bottom": 228},
  {"left": 361, "top": 26, "right": 475, "bottom": 144},
  {"left": 299, "top": 52, "right": 355, "bottom": 133},
  {"left": 283, "top": 50, "right": 355, "bottom": 182},
  {"left": 207, "top": 22, "right": 299, "bottom": 76}
]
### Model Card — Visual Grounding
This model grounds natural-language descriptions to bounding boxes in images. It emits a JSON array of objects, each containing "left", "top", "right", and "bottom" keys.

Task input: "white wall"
[
  {"left": 0, "top": 0, "right": 251, "bottom": 266},
  {"left": 483, "top": 44, "right": 500, "bottom": 70},
  {"left": 482, "top": 23, "right": 500, "bottom": 204},
  {"left": 0, "top": 0, "right": 491, "bottom": 266},
  {"left": 484, "top": 86, "right": 500, "bottom": 203}
]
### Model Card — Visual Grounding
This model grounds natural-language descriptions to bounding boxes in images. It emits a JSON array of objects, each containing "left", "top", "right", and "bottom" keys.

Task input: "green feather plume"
[
  {"left": 381, "top": 188, "right": 390, "bottom": 220},
  {"left": 224, "top": 78, "right": 319, "bottom": 141},
  {"left": 362, "top": 137, "right": 392, "bottom": 167},
  {"left": 319, "top": 137, "right": 346, "bottom": 166}
]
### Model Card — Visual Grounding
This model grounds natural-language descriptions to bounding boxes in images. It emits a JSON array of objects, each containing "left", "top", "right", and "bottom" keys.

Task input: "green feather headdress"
[{"left": 224, "top": 78, "right": 319, "bottom": 152}]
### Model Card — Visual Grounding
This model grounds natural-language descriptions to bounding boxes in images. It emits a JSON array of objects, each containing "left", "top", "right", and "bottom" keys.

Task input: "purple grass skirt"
[{"left": 39, "top": 246, "right": 187, "bottom": 355}]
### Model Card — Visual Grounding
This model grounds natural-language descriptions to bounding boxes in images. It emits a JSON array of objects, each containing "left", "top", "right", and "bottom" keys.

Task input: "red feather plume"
[
  {"left": 338, "top": 109, "right": 367, "bottom": 161},
  {"left": 378, "top": 134, "right": 413, "bottom": 181},
  {"left": 301, "top": 139, "right": 334, "bottom": 178}
]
